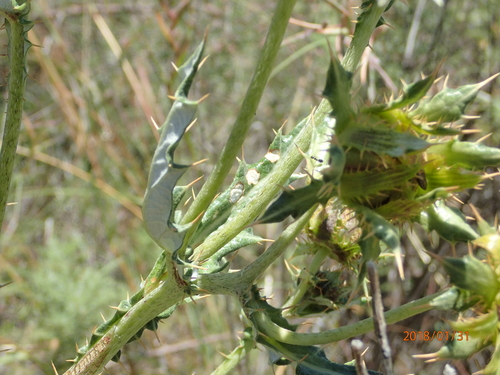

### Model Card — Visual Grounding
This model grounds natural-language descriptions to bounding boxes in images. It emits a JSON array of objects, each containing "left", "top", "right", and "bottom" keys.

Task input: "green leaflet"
[
  {"left": 322, "top": 143, "right": 346, "bottom": 184},
  {"left": 409, "top": 74, "right": 499, "bottom": 122},
  {"left": 431, "top": 310, "right": 497, "bottom": 360},
  {"left": 142, "top": 39, "right": 205, "bottom": 252},
  {"left": 201, "top": 229, "right": 264, "bottom": 273},
  {"left": 429, "top": 286, "right": 480, "bottom": 312},
  {"left": 481, "top": 339, "right": 500, "bottom": 375},
  {"left": 338, "top": 125, "right": 429, "bottom": 157}
]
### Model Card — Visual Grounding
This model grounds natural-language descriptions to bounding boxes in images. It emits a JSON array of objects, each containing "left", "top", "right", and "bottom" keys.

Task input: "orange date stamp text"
[{"left": 403, "top": 330, "right": 469, "bottom": 342}]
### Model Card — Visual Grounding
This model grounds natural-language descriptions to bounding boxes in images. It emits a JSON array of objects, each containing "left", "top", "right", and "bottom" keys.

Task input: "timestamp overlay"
[{"left": 403, "top": 330, "right": 470, "bottom": 342}]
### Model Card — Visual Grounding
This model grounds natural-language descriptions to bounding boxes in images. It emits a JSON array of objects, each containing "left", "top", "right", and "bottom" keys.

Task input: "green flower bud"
[
  {"left": 322, "top": 56, "right": 353, "bottom": 134},
  {"left": 443, "top": 255, "right": 498, "bottom": 305},
  {"left": 425, "top": 166, "right": 482, "bottom": 191},
  {"left": 428, "top": 140, "right": 500, "bottom": 170},
  {"left": 420, "top": 200, "right": 478, "bottom": 243},
  {"left": 417, "top": 335, "right": 489, "bottom": 360},
  {"left": 474, "top": 234, "right": 500, "bottom": 265},
  {"left": 365, "top": 66, "right": 439, "bottom": 113},
  {"left": 409, "top": 74, "right": 499, "bottom": 122},
  {"left": 450, "top": 309, "right": 498, "bottom": 338}
]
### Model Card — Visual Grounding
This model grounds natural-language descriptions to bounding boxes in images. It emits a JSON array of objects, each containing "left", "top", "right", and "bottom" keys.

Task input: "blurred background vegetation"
[{"left": 0, "top": 0, "right": 499, "bottom": 374}]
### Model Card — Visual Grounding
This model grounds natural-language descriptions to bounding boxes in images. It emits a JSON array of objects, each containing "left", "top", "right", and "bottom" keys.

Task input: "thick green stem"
[
  {"left": 252, "top": 289, "right": 448, "bottom": 346},
  {"left": 341, "top": 1, "right": 389, "bottom": 73},
  {"left": 63, "top": 259, "right": 186, "bottom": 375},
  {"left": 181, "top": 0, "right": 297, "bottom": 225},
  {"left": 192, "top": 108, "right": 323, "bottom": 262},
  {"left": 197, "top": 206, "right": 316, "bottom": 295},
  {"left": 0, "top": 13, "right": 30, "bottom": 230}
]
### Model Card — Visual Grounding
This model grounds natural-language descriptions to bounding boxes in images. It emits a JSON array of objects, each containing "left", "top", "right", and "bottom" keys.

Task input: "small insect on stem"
[{"left": 311, "top": 156, "right": 324, "bottom": 163}]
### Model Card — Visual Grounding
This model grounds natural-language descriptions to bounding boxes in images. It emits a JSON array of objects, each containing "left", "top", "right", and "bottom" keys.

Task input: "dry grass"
[{"left": 1, "top": 1, "right": 499, "bottom": 374}]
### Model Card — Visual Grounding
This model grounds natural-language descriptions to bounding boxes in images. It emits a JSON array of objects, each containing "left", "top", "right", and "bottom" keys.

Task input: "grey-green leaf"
[{"left": 142, "top": 39, "right": 205, "bottom": 252}]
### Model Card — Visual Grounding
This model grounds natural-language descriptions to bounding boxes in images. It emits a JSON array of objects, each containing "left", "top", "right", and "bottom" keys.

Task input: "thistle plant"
[{"left": 3, "top": 1, "right": 499, "bottom": 375}]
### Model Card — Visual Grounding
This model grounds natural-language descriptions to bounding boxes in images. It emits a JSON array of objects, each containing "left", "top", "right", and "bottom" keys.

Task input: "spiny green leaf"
[
  {"left": 258, "top": 180, "right": 327, "bottom": 224},
  {"left": 429, "top": 335, "right": 490, "bottom": 360},
  {"left": 409, "top": 74, "right": 499, "bottom": 122},
  {"left": 365, "top": 66, "right": 438, "bottom": 113},
  {"left": 357, "top": 230, "right": 380, "bottom": 283},
  {"left": 338, "top": 124, "right": 429, "bottom": 157},
  {"left": 449, "top": 309, "right": 498, "bottom": 337},
  {"left": 322, "top": 57, "right": 353, "bottom": 134},
  {"left": 201, "top": 229, "right": 264, "bottom": 273},
  {"left": 425, "top": 166, "right": 482, "bottom": 191},
  {"left": 474, "top": 234, "right": 500, "bottom": 264},
  {"left": 420, "top": 200, "right": 478, "bottom": 243},
  {"left": 428, "top": 140, "right": 500, "bottom": 169},
  {"left": 481, "top": 338, "right": 500, "bottom": 375},
  {"left": 340, "top": 164, "right": 420, "bottom": 200},
  {"left": 322, "top": 142, "right": 346, "bottom": 184},
  {"left": 257, "top": 335, "right": 381, "bottom": 375},
  {"left": 142, "top": 39, "right": 205, "bottom": 252}
]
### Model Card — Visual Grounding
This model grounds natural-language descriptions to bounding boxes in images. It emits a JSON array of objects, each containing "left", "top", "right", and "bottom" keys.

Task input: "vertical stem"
[
  {"left": 181, "top": 0, "right": 297, "bottom": 225},
  {"left": 0, "top": 15, "right": 30, "bottom": 230},
  {"left": 341, "top": 1, "right": 389, "bottom": 72}
]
